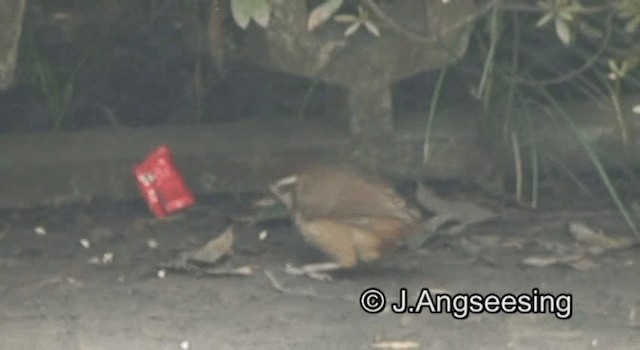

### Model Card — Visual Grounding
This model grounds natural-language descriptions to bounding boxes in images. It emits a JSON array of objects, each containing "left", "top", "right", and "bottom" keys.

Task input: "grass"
[{"left": 450, "top": 3, "right": 640, "bottom": 235}]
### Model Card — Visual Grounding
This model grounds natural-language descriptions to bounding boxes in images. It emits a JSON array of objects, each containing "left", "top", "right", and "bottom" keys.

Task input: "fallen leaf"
[
  {"left": 568, "top": 222, "right": 633, "bottom": 251},
  {"left": 523, "top": 252, "right": 597, "bottom": 270},
  {"left": 402, "top": 214, "right": 455, "bottom": 249},
  {"left": 371, "top": 340, "right": 420, "bottom": 349},
  {"left": 522, "top": 256, "right": 563, "bottom": 267},
  {"left": 201, "top": 265, "right": 255, "bottom": 276},
  {"left": 187, "top": 225, "right": 235, "bottom": 264},
  {"left": 415, "top": 183, "right": 497, "bottom": 234},
  {"left": 157, "top": 225, "right": 252, "bottom": 278},
  {"left": 567, "top": 257, "right": 598, "bottom": 270}
]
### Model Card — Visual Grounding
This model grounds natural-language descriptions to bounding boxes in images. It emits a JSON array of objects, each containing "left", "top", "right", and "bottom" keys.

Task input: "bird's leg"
[{"left": 284, "top": 262, "right": 343, "bottom": 281}]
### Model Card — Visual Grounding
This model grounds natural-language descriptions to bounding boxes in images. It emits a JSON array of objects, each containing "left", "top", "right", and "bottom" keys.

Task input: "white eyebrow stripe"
[{"left": 274, "top": 175, "right": 298, "bottom": 187}]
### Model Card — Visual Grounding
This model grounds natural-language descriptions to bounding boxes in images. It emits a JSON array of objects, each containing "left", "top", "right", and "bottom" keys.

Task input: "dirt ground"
[{"left": 1, "top": 193, "right": 640, "bottom": 350}]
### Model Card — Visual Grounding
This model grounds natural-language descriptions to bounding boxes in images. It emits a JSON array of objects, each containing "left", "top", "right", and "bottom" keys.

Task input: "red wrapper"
[{"left": 134, "top": 145, "right": 195, "bottom": 218}]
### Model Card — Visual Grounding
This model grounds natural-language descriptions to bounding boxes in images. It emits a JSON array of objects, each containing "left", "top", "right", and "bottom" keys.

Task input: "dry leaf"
[
  {"left": 567, "top": 257, "right": 598, "bottom": 270},
  {"left": 568, "top": 222, "right": 634, "bottom": 251},
  {"left": 522, "top": 256, "right": 562, "bottom": 267},
  {"left": 201, "top": 265, "right": 254, "bottom": 276},
  {"left": 523, "top": 252, "right": 597, "bottom": 270},
  {"left": 157, "top": 225, "right": 248, "bottom": 278},
  {"left": 415, "top": 183, "right": 497, "bottom": 233},
  {"left": 403, "top": 214, "right": 455, "bottom": 249},
  {"left": 188, "top": 225, "right": 235, "bottom": 264},
  {"left": 371, "top": 340, "right": 420, "bottom": 349}
]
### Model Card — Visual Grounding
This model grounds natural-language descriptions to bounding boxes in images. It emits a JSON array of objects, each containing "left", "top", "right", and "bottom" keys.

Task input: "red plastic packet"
[{"left": 133, "top": 145, "right": 195, "bottom": 218}]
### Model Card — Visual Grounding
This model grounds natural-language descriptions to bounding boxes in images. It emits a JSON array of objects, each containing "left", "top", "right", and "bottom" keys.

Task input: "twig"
[{"left": 263, "top": 270, "right": 318, "bottom": 298}]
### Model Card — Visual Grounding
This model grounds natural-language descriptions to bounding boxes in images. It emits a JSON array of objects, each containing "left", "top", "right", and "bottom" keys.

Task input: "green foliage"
[
  {"left": 17, "top": 0, "right": 640, "bottom": 232},
  {"left": 28, "top": 43, "right": 86, "bottom": 131},
  {"left": 615, "top": 0, "right": 640, "bottom": 33},
  {"left": 535, "top": 0, "right": 587, "bottom": 46},
  {"left": 308, "top": 0, "right": 344, "bottom": 31},
  {"left": 333, "top": 5, "right": 380, "bottom": 37},
  {"left": 466, "top": 0, "right": 640, "bottom": 232},
  {"left": 230, "top": 0, "right": 272, "bottom": 29},
  {"left": 21, "top": 14, "right": 87, "bottom": 132}
]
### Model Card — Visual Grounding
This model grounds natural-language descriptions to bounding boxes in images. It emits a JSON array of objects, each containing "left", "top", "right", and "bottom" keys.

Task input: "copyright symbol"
[{"left": 360, "top": 288, "right": 386, "bottom": 313}]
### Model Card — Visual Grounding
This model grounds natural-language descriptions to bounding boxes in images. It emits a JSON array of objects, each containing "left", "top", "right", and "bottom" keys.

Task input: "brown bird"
[{"left": 269, "top": 165, "right": 426, "bottom": 279}]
